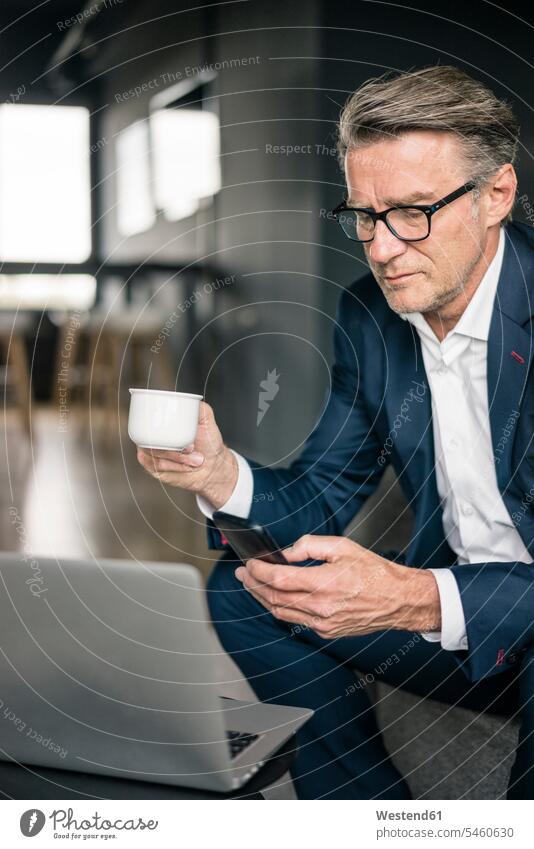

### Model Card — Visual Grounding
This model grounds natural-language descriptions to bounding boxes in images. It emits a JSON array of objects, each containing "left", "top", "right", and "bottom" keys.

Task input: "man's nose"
[{"left": 367, "top": 220, "right": 408, "bottom": 264}]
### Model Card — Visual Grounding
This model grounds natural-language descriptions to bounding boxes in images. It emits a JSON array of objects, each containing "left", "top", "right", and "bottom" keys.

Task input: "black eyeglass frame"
[{"left": 330, "top": 180, "right": 477, "bottom": 242}]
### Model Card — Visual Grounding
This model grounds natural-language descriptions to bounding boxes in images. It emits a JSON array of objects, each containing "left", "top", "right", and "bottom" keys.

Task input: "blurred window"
[{"left": 0, "top": 104, "right": 91, "bottom": 262}]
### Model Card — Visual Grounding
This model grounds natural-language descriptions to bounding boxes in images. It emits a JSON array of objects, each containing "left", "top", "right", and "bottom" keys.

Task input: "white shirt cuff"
[
  {"left": 420, "top": 568, "right": 468, "bottom": 651},
  {"left": 195, "top": 450, "right": 254, "bottom": 520}
]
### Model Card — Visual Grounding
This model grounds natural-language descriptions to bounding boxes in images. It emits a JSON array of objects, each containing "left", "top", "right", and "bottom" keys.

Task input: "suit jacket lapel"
[
  {"left": 383, "top": 319, "right": 437, "bottom": 502},
  {"left": 383, "top": 319, "right": 455, "bottom": 565}
]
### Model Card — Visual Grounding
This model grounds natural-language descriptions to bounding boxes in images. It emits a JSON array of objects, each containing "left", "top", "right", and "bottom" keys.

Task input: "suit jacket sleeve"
[
  {"left": 206, "top": 285, "right": 387, "bottom": 551},
  {"left": 450, "top": 557, "right": 534, "bottom": 681}
]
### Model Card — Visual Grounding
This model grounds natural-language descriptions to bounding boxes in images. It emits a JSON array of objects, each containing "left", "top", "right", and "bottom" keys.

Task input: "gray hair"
[{"left": 336, "top": 66, "right": 520, "bottom": 222}]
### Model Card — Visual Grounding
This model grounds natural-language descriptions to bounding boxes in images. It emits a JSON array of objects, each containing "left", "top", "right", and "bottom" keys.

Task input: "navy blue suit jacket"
[{"left": 207, "top": 221, "right": 534, "bottom": 683}]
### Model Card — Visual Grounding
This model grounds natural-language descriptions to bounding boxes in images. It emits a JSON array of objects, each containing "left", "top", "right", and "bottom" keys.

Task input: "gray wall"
[
  {"left": 96, "top": 0, "right": 333, "bottom": 464},
  {"left": 92, "top": 0, "right": 534, "bottom": 479}
]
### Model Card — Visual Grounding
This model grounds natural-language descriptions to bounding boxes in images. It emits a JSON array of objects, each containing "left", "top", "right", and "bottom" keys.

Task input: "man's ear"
[{"left": 485, "top": 164, "right": 517, "bottom": 225}]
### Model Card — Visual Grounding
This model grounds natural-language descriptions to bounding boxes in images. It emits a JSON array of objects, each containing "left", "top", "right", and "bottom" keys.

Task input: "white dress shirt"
[
  {"left": 197, "top": 225, "right": 533, "bottom": 651},
  {"left": 197, "top": 450, "right": 254, "bottom": 519}
]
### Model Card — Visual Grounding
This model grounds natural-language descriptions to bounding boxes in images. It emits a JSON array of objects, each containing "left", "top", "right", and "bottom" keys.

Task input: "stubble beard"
[{"left": 376, "top": 251, "right": 481, "bottom": 317}]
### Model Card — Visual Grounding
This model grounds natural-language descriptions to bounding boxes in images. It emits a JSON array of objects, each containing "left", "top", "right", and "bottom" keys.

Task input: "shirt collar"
[{"left": 399, "top": 225, "right": 505, "bottom": 344}]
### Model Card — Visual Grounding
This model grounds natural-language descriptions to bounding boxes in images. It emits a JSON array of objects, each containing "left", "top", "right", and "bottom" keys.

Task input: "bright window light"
[
  {"left": 116, "top": 119, "right": 156, "bottom": 237},
  {"left": 0, "top": 104, "right": 91, "bottom": 262},
  {"left": 0, "top": 274, "right": 96, "bottom": 310},
  {"left": 150, "top": 108, "right": 221, "bottom": 221}
]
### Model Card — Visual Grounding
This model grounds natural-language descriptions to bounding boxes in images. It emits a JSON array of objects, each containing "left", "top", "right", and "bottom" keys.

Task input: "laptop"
[{"left": 0, "top": 552, "right": 313, "bottom": 793}]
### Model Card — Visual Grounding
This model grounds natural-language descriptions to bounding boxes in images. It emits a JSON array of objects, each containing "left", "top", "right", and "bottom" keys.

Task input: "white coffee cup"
[{"left": 128, "top": 388, "right": 203, "bottom": 451}]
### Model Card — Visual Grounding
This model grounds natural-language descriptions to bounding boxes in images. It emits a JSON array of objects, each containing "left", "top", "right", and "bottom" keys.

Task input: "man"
[{"left": 137, "top": 66, "right": 534, "bottom": 799}]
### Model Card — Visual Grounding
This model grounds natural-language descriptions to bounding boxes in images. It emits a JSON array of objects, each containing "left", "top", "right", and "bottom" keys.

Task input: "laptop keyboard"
[{"left": 226, "top": 730, "right": 259, "bottom": 759}]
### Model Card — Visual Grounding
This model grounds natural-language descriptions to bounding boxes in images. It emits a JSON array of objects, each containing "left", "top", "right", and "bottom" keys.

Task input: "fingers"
[
  {"left": 283, "top": 534, "right": 352, "bottom": 563},
  {"left": 150, "top": 444, "right": 204, "bottom": 465},
  {"left": 236, "top": 574, "right": 318, "bottom": 615},
  {"left": 238, "top": 559, "right": 316, "bottom": 592},
  {"left": 235, "top": 568, "right": 316, "bottom": 616},
  {"left": 198, "top": 401, "right": 216, "bottom": 428},
  {"left": 268, "top": 606, "right": 318, "bottom": 630},
  {"left": 236, "top": 559, "right": 336, "bottom": 614},
  {"left": 137, "top": 446, "right": 204, "bottom": 470}
]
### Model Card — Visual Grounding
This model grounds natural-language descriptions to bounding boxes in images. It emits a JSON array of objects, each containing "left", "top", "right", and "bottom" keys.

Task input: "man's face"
[{"left": 344, "top": 131, "right": 489, "bottom": 314}]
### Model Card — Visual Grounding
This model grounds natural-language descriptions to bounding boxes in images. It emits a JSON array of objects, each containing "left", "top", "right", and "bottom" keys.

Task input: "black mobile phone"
[{"left": 211, "top": 511, "right": 289, "bottom": 565}]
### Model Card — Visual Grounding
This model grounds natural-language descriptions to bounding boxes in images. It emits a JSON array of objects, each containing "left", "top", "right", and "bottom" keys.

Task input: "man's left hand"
[{"left": 234, "top": 534, "right": 441, "bottom": 639}]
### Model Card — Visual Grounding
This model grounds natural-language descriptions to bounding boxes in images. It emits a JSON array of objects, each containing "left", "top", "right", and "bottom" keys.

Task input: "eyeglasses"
[{"left": 330, "top": 180, "right": 476, "bottom": 242}]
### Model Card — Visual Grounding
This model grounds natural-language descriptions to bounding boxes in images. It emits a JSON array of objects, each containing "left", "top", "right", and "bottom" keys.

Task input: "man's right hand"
[{"left": 136, "top": 401, "right": 238, "bottom": 510}]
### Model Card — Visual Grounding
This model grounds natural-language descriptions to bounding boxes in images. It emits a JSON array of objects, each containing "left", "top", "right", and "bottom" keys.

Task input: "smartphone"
[{"left": 211, "top": 511, "right": 289, "bottom": 565}]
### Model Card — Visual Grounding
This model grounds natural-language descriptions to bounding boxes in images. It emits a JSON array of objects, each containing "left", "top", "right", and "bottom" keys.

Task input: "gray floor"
[{"left": 0, "top": 404, "right": 214, "bottom": 575}]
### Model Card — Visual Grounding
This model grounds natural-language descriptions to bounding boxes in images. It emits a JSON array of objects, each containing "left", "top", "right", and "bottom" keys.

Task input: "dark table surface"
[{"left": 0, "top": 734, "right": 298, "bottom": 800}]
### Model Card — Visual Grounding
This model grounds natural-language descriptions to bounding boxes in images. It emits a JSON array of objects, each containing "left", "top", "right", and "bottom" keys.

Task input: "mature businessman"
[{"left": 137, "top": 66, "right": 534, "bottom": 799}]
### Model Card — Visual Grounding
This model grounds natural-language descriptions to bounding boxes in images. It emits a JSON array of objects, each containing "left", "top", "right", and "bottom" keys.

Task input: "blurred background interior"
[{"left": 1, "top": 0, "right": 533, "bottom": 579}]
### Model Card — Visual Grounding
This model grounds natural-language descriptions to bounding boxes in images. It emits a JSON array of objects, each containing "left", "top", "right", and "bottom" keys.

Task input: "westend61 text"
[{"left": 376, "top": 810, "right": 442, "bottom": 820}]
